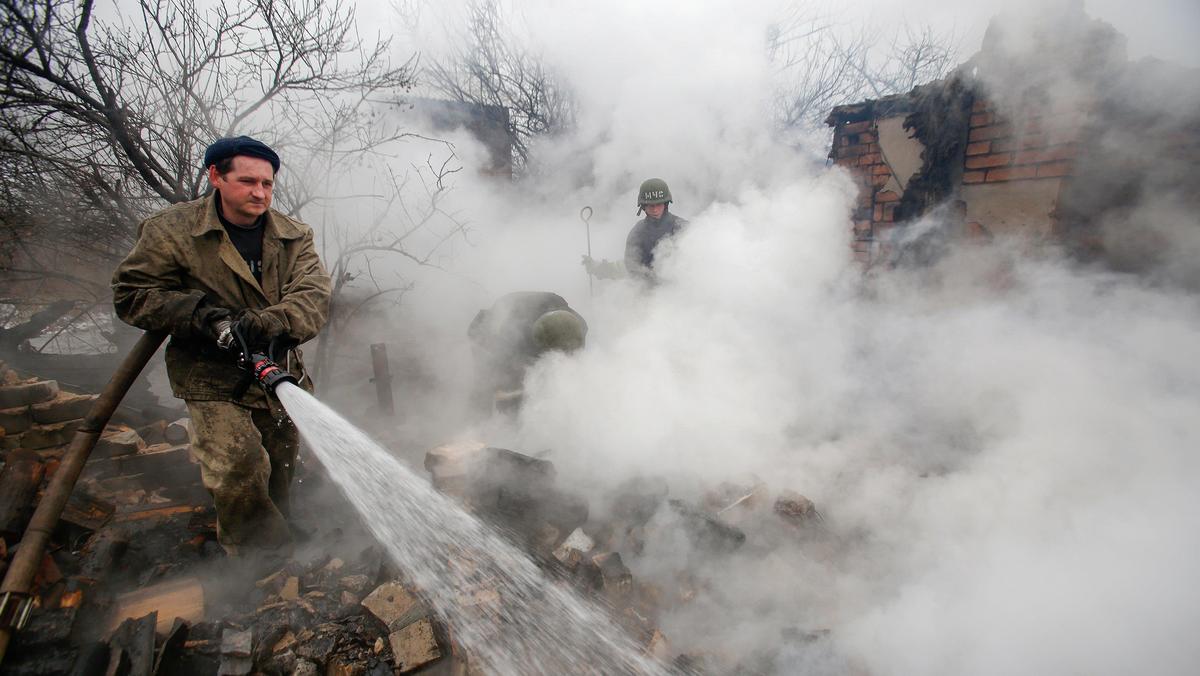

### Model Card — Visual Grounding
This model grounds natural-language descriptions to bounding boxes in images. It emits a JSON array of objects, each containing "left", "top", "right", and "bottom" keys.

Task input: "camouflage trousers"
[{"left": 185, "top": 398, "right": 298, "bottom": 554}]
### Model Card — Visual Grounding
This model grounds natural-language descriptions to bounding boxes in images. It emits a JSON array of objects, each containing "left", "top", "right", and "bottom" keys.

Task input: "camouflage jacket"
[
  {"left": 112, "top": 194, "right": 331, "bottom": 408},
  {"left": 624, "top": 210, "right": 688, "bottom": 281}
]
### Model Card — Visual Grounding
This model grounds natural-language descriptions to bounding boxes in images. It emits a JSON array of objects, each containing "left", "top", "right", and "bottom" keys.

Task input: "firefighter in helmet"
[
  {"left": 468, "top": 292, "right": 588, "bottom": 415},
  {"left": 583, "top": 178, "right": 690, "bottom": 283}
]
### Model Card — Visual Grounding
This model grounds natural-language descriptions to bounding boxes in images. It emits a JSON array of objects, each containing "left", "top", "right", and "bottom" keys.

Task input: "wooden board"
[{"left": 107, "top": 576, "right": 205, "bottom": 636}]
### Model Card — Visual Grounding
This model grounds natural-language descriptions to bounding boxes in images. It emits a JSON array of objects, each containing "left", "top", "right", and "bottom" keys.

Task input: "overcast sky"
[
  {"left": 865, "top": 0, "right": 1199, "bottom": 66},
  {"left": 374, "top": 0, "right": 1198, "bottom": 68}
]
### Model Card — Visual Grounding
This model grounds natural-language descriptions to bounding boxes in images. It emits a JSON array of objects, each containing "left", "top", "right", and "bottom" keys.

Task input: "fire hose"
[{"left": 0, "top": 325, "right": 296, "bottom": 664}]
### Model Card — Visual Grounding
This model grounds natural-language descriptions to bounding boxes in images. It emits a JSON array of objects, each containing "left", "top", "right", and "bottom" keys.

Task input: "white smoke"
[{"left": 316, "top": 0, "right": 1200, "bottom": 673}]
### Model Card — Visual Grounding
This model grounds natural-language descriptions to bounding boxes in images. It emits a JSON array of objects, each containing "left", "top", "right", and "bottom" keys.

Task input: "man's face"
[
  {"left": 643, "top": 203, "right": 666, "bottom": 219},
  {"left": 208, "top": 156, "right": 274, "bottom": 225}
]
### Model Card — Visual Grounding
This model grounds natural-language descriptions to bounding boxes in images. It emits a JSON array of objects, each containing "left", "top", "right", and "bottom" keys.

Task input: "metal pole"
[
  {"left": 369, "top": 343, "right": 394, "bottom": 416},
  {"left": 580, "top": 206, "right": 594, "bottom": 298},
  {"left": 0, "top": 331, "right": 166, "bottom": 665}
]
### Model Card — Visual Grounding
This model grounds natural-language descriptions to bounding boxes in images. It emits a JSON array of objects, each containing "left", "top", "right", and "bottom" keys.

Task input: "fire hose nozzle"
[{"left": 249, "top": 353, "right": 297, "bottom": 393}]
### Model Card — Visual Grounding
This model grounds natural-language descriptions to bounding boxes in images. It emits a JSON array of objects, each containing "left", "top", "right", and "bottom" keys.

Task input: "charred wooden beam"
[
  {"left": 107, "top": 611, "right": 157, "bottom": 676},
  {"left": 369, "top": 344, "right": 395, "bottom": 416},
  {"left": 78, "top": 528, "right": 129, "bottom": 583},
  {"left": 152, "top": 619, "right": 189, "bottom": 676}
]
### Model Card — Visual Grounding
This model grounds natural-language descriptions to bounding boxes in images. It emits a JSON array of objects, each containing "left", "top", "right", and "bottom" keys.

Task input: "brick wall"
[
  {"left": 828, "top": 92, "right": 1088, "bottom": 263},
  {"left": 830, "top": 117, "right": 901, "bottom": 263},
  {"left": 962, "top": 99, "right": 1081, "bottom": 185}
]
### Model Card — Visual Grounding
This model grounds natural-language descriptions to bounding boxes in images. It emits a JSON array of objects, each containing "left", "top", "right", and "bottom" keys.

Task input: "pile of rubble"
[
  {"left": 424, "top": 441, "right": 828, "bottom": 673},
  {"left": 2, "top": 355, "right": 826, "bottom": 675}
]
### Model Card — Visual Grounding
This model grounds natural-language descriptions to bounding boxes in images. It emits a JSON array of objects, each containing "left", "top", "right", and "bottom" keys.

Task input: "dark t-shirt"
[{"left": 216, "top": 203, "right": 264, "bottom": 283}]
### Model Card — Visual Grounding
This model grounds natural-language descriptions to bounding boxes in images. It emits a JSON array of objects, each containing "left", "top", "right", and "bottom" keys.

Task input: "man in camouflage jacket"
[{"left": 112, "top": 137, "right": 330, "bottom": 555}]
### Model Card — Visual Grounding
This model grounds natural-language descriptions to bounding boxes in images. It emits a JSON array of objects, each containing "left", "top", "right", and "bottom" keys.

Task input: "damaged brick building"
[{"left": 828, "top": 9, "right": 1200, "bottom": 279}]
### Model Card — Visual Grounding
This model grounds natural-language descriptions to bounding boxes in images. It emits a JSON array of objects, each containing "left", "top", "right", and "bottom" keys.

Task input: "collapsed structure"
[{"left": 829, "top": 9, "right": 1200, "bottom": 281}]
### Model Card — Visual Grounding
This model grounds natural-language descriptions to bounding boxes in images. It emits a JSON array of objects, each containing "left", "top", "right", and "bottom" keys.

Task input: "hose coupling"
[{"left": 249, "top": 353, "right": 298, "bottom": 393}]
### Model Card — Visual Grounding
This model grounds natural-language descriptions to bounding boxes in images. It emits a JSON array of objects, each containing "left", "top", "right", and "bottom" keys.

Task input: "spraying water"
[{"left": 274, "top": 382, "right": 671, "bottom": 675}]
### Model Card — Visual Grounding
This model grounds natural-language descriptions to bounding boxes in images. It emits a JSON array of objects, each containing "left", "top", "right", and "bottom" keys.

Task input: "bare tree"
[
  {"left": 417, "top": 0, "right": 576, "bottom": 172},
  {"left": 769, "top": 7, "right": 959, "bottom": 129},
  {"left": 309, "top": 149, "right": 470, "bottom": 382},
  {"left": 0, "top": 0, "right": 471, "bottom": 367}
]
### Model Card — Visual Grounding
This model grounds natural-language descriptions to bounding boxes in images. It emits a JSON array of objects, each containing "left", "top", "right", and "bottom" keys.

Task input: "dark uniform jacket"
[
  {"left": 624, "top": 211, "right": 689, "bottom": 281},
  {"left": 468, "top": 292, "right": 586, "bottom": 394},
  {"left": 112, "top": 194, "right": 331, "bottom": 408}
]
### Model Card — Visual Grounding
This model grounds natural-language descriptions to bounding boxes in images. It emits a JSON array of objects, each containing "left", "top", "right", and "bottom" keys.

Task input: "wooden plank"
[
  {"left": 113, "top": 504, "right": 197, "bottom": 523},
  {"left": 83, "top": 444, "right": 193, "bottom": 481},
  {"left": 61, "top": 488, "right": 116, "bottom": 532},
  {"left": 107, "top": 576, "right": 205, "bottom": 636}
]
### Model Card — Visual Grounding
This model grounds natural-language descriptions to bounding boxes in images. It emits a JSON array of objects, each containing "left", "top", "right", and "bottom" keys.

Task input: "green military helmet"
[
  {"left": 532, "top": 310, "right": 586, "bottom": 353},
  {"left": 637, "top": 178, "right": 672, "bottom": 207}
]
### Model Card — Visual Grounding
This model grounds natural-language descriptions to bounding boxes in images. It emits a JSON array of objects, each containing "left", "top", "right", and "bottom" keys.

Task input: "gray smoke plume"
[{"left": 316, "top": 1, "right": 1200, "bottom": 673}]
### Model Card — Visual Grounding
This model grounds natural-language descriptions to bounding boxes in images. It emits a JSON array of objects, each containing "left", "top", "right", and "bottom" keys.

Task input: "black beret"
[{"left": 203, "top": 136, "right": 280, "bottom": 172}]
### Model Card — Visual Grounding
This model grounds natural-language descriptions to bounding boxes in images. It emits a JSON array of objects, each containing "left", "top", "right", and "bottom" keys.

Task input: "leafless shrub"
[
  {"left": 769, "top": 7, "right": 960, "bottom": 129},
  {"left": 0, "top": 0, "right": 471, "bottom": 365},
  {"left": 415, "top": 0, "right": 576, "bottom": 173}
]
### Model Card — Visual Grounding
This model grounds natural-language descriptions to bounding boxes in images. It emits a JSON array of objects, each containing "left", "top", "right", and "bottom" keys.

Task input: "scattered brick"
[
  {"left": 31, "top": 393, "right": 96, "bottom": 425},
  {"left": 362, "top": 582, "right": 426, "bottom": 632},
  {"left": 389, "top": 619, "right": 441, "bottom": 673},
  {"left": 0, "top": 406, "right": 32, "bottom": 434},
  {"left": 0, "top": 381, "right": 60, "bottom": 409},
  {"left": 774, "top": 491, "right": 820, "bottom": 527},
  {"left": 963, "top": 171, "right": 986, "bottom": 184},
  {"left": 874, "top": 190, "right": 900, "bottom": 203},
  {"left": 20, "top": 420, "right": 82, "bottom": 450},
  {"left": 94, "top": 429, "right": 145, "bottom": 458}
]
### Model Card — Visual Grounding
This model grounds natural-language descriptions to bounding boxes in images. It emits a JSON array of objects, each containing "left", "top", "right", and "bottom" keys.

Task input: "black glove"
[
  {"left": 191, "top": 304, "right": 233, "bottom": 343},
  {"left": 234, "top": 308, "right": 285, "bottom": 349}
]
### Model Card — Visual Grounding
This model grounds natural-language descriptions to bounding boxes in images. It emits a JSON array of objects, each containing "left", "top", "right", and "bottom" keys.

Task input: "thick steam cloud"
[{"left": 350, "top": 1, "right": 1200, "bottom": 673}]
